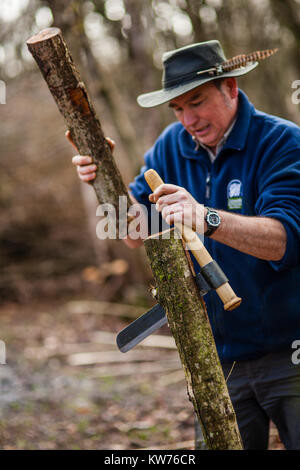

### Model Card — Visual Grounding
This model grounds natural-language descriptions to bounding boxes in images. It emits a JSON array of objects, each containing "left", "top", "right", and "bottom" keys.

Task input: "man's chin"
[{"left": 197, "top": 136, "right": 218, "bottom": 149}]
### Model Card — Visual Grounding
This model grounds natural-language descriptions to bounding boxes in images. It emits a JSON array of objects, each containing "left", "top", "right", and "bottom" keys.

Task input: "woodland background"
[{"left": 0, "top": 0, "right": 299, "bottom": 450}]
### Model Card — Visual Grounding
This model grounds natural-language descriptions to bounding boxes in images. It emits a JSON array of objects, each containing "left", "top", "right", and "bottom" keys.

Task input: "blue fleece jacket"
[{"left": 129, "top": 90, "right": 300, "bottom": 362}]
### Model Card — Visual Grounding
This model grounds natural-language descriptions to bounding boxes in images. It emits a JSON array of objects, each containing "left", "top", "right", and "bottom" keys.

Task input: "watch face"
[{"left": 208, "top": 212, "right": 220, "bottom": 227}]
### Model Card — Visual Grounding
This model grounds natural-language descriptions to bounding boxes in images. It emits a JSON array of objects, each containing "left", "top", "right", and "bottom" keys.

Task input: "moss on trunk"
[{"left": 144, "top": 228, "right": 243, "bottom": 450}]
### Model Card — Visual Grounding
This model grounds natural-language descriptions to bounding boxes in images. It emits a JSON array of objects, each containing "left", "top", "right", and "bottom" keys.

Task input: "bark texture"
[
  {"left": 144, "top": 228, "right": 243, "bottom": 450},
  {"left": 27, "top": 28, "right": 132, "bottom": 235}
]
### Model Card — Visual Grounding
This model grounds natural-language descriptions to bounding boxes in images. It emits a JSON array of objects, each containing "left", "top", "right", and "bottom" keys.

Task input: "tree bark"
[
  {"left": 144, "top": 228, "right": 243, "bottom": 450},
  {"left": 26, "top": 28, "right": 132, "bottom": 235}
]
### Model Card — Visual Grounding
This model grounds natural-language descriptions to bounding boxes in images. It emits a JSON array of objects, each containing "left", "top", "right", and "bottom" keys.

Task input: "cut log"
[
  {"left": 90, "top": 330, "right": 176, "bottom": 350},
  {"left": 67, "top": 349, "right": 179, "bottom": 366},
  {"left": 65, "top": 300, "right": 146, "bottom": 319},
  {"left": 144, "top": 228, "right": 243, "bottom": 450},
  {"left": 89, "top": 361, "right": 181, "bottom": 378},
  {"left": 26, "top": 28, "right": 133, "bottom": 235}
]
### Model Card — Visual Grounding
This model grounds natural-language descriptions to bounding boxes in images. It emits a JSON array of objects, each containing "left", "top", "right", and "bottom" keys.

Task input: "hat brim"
[{"left": 137, "top": 62, "right": 258, "bottom": 108}]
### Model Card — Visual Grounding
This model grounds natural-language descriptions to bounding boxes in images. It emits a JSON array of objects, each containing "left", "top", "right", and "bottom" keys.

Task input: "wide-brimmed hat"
[{"left": 137, "top": 40, "right": 277, "bottom": 108}]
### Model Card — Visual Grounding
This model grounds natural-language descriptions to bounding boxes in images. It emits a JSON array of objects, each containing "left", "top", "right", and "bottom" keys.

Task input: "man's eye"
[{"left": 192, "top": 101, "right": 202, "bottom": 107}]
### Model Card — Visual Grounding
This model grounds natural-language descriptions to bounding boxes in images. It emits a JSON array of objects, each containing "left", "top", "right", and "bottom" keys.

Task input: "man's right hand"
[
  {"left": 66, "top": 130, "right": 144, "bottom": 248},
  {"left": 65, "top": 130, "right": 115, "bottom": 183}
]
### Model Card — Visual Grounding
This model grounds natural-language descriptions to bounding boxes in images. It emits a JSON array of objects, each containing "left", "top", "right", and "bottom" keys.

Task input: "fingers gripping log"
[
  {"left": 144, "top": 169, "right": 242, "bottom": 311},
  {"left": 26, "top": 28, "right": 133, "bottom": 233}
]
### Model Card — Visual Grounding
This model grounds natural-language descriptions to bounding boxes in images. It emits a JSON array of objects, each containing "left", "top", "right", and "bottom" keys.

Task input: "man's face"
[{"left": 169, "top": 79, "right": 238, "bottom": 150}]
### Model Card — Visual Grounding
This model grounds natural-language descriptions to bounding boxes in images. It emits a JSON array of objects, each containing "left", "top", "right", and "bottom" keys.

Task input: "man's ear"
[{"left": 223, "top": 77, "right": 238, "bottom": 99}]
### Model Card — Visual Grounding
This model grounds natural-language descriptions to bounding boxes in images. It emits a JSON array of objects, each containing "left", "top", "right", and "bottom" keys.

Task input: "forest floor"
[{"left": 0, "top": 298, "right": 284, "bottom": 450}]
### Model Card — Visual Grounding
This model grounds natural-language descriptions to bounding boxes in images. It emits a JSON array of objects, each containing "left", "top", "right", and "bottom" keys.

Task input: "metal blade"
[{"left": 116, "top": 303, "right": 167, "bottom": 353}]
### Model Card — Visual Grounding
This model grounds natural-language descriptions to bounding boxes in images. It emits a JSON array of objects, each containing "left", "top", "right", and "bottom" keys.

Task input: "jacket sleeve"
[{"left": 254, "top": 149, "right": 300, "bottom": 271}]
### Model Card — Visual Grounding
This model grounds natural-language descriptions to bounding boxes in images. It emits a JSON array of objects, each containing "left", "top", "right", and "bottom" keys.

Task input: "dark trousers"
[{"left": 222, "top": 348, "right": 300, "bottom": 450}]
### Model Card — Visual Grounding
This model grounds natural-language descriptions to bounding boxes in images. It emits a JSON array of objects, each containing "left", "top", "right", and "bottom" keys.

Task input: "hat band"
[{"left": 163, "top": 69, "right": 212, "bottom": 89}]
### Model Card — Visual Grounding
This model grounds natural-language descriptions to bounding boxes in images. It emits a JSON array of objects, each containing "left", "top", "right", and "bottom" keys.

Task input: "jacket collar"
[{"left": 178, "top": 89, "right": 254, "bottom": 160}]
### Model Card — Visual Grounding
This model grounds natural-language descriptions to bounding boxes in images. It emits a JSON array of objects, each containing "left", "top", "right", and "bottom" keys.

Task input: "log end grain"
[
  {"left": 26, "top": 28, "right": 61, "bottom": 45},
  {"left": 145, "top": 227, "right": 177, "bottom": 241}
]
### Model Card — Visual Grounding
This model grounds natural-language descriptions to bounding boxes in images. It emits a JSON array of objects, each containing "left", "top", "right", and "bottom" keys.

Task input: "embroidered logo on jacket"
[{"left": 227, "top": 179, "right": 243, "bottom": 210}]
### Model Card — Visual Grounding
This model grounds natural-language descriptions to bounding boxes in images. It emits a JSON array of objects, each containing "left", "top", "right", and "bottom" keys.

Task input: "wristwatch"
[{"left": 204, "top": 207, "right": 221, "bottom": 237}]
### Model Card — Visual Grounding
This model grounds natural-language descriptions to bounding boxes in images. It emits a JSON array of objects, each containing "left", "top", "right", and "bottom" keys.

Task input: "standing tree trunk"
[{"left": 144, "top": 228, "right": 243, "bottom": 450}]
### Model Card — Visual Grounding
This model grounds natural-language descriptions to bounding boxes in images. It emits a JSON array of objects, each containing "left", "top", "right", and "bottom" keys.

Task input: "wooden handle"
[{"left": 144, "top": 169, "right": 242, "bottom": 311}]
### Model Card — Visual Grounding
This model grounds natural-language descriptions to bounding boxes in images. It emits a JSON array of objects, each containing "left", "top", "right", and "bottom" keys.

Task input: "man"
[{"left": 69, "top": 41, "right": 300, "bottom": 449}]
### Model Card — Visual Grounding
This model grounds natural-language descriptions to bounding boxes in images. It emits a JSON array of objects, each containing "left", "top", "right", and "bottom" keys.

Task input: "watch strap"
[{"left": 204, "top": 225, "right": 217, "bottom": 237}]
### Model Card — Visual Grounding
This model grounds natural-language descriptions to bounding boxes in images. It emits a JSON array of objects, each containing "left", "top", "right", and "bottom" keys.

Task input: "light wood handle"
[{"left": 144, "top": 169, "right": 242, "bottom": 311}]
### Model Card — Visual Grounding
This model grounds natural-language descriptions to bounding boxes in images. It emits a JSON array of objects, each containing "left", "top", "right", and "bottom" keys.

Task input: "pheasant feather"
[
  {"left": 222, "top": 48, "right": 278, "bottom": 72},
  {"left": 197, "top": 48, "right": 278, "bottom": 76}
]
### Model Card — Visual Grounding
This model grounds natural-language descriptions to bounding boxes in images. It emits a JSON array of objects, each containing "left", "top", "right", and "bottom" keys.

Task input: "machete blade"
[
  {"left": 116, "top": 303, "right": 167, "bottom": 353},
  {"left": 116, "top": 271, "right": 212, "bottom": 353}
]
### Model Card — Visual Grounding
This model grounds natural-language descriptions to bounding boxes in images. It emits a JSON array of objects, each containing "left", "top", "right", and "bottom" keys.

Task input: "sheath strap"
[{"left": 201, "top": 260, "right": 228, "bottom": 289}]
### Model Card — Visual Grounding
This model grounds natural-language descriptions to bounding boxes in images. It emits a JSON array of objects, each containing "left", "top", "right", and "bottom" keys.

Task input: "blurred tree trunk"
[
  {"left": 183, "top": 0, "right": 206, "bottom": 43},
  {"left": 270, "top": 0, "right": 300, "bottom": 47},
  {"left": 122, "top": 0, "right": 172, "bottom": 145},
  {"left": 123, "top": 0, "right": 158, "bottom": 88},
  {"left": 215, "top": 0, "right": 291, "bottom": 119},
  {"left": 270, "top": 0, "right": 300, "bottom": 77}
]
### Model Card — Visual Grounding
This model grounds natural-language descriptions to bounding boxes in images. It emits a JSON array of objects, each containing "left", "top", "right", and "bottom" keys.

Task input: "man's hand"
[
  {"left": 65, "top": 130, "right": 115, "bottom": 183},
  {"left": 149, "top": 183, "right": 206, "bottom": 233},
  {"left": 65, "top": 130, "right": 145, "bottom": 249}
]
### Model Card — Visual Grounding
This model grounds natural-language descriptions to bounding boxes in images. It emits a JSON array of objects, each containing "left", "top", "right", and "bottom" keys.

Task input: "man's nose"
[{"left": 182, "top": 108, "right": 198, "bottom": 128}]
